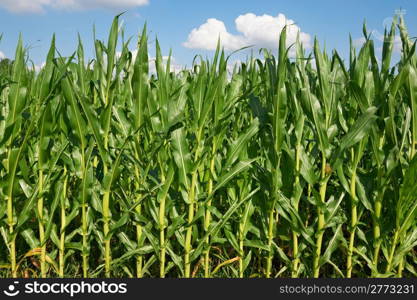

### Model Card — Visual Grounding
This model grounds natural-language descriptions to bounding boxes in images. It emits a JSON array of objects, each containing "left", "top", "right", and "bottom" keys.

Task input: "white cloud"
[
  {"left": 183, "top": 13, "right": 311, "bottom": 51},
  {"left": 0, "top": 0, "right": 149, "bottom": 13},
  {"left": 183, "top": 18, "right": 246, "bottom": 51},
  {"left": 0, "top": 0, "right": 50, "bottom": 13},
  {"left": 0, "top": 51, "right": 5, "bottom": 59}
]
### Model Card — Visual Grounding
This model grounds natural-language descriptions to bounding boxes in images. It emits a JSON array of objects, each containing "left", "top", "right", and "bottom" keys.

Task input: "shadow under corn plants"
[{"left": 0, "top": 15, "right": 416, "bottom": 278}]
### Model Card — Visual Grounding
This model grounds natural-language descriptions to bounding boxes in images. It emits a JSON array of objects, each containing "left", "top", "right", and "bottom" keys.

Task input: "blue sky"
[{"left": 0, "top": 0, "right": 416, "bottom": 68}]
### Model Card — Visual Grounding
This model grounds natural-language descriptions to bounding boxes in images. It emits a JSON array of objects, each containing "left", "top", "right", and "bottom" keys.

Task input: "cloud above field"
[
  {"left": 0, "top": 0, "right": 149, "bottom": 13},
  {"left": 183, "top": 13, "right": 311, "bottom": 51},
  {"left": 0, "top": 51, "right": 5, "bottom": 59}
]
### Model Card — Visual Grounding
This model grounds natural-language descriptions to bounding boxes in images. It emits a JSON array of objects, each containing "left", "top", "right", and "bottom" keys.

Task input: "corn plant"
[{"left": 0, "top": 15, "right": 416, "bottom": 278}]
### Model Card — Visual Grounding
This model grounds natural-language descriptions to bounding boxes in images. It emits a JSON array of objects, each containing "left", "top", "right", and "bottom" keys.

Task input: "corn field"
[{"left": 0, "top": 15, "right": 416, "bottom": 278}]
